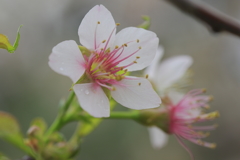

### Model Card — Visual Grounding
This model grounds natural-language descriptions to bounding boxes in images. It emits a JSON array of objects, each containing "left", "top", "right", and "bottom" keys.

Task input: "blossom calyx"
[{"left": 138, "top": 108, "right": 170, "bottom": 133}]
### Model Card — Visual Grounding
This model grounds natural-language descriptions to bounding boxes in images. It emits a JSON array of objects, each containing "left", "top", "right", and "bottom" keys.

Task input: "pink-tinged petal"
[
  {"left": 49, "top": 40, "right": 86, "bottom": 83},
  {"left": 111, "top": 76, "right": 161, "bottom": 110},
  {"left": 168, "top": 91, "right": 201, "bottom": 119},
  {"left": 78, "top": 5, "right": 116, "bottom": 50},
  {"left": 113, "top": 27, "right": 159, "bottom": 71},
  {"left": 144, "top": 46, "right": 164, "bottom": 80},
  {"left": 148, "top": 127, "right": 168, "bottom": 149},
  {"left": 73, "top": 83, "right": 110, "bottom": 117},
  {"left": 168, "top": 91, "right": 184, "bottom": 105},
  {"left": 156, "top": 55, "right": 193, "bottom": 93}
]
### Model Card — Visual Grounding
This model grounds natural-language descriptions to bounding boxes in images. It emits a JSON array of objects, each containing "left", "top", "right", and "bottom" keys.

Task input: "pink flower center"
[
  {"left": 84, "top": 22, "right": 141, "bottom": 90},
  {"left": 168, "top": 89, "right": 217, "bottom": 148}
]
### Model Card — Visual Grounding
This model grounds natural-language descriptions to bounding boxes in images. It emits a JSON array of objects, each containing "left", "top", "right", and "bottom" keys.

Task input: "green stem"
[
  {"left": 107, "top": 111, "right": 140, "bottom": 120},
  {"left": 44, "top": 91, "right": 75, "bottom": 139}
]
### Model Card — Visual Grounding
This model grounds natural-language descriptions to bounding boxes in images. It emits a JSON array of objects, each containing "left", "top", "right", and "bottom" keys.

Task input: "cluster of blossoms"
[{"left": 48, "top": 4, "right": 218, "bottom": 160}]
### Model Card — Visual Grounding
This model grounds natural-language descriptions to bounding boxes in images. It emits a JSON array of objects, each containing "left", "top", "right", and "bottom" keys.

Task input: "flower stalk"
[
  {"left": 108, "top": 111, "right": 140, "bottom": 120},
  {"left": 44, "top": 91, "right": 75, "bottom": 140}
]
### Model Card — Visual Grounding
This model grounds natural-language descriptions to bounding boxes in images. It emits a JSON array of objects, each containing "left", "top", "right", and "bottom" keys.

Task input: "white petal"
[
  {"left": 113, "top": 27, "right": 159, "bottom": 71},
  {"left": 167, "top": 91, "right": 185, "bottom": 105},
  {"left": 73, "top": 83, "right": 110, "bottom": 117},
  {"left": 148, "top": 127, "right": 168, "bottom": 149},
  {"left": 156, "top": 55, "right": 193, "bottom": 94},
  {"left": 111, "top": 76, "right": 161, "bottom": 110},
  {"left": 49, "top": 40, "right": 86, "bottom": 83},
  {"left": 144, "top": 46, "right": 164, "bottom": 80},
  {"left": 78, "top": 5, "right": 116, "bottom": 50}
]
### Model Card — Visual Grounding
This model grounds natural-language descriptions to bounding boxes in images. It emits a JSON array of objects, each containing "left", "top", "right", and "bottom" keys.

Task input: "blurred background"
[{"left": 0, "top": 0, "right": 240, "bottom": 159}]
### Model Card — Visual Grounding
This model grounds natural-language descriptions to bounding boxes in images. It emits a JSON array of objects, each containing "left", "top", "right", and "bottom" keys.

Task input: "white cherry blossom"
[
  {"left": 49, "top": 5, "right": 161, "bottom": 117},
  {"left": 144, "top": 47, "right": 193, "bottom": 149}
]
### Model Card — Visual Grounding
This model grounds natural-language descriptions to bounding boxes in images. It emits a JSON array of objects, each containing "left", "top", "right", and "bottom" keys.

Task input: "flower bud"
[{"left": 138, "top": 108, "right": 170, "bottom": 133}]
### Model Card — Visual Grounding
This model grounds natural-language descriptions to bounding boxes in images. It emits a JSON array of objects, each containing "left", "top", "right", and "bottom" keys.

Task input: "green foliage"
[
  {"left": 78, "top": 117, "right": 102, "bottom": 138},
  {"left": 0, "top": 25, "right": 22, "bottom": 53},
  {"left": 0, "top": 111, "right": 35, "bottom": 157},
  {"left": 137, "top": 16, "right": 151, "bottom": 30},
  {"left": 0, "top": 153, "right": 10, "bottom": 160},
  {"left": 30, "top": 118, "right": 47, "bottom": 137}
]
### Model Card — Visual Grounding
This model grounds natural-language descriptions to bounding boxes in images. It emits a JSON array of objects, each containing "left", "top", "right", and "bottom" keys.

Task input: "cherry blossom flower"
[
  {"left": 144, "top": 47, "right": 193, "bottom": 149},
  {"left": 168, "top": 90, "right": 217, "bottom": 147},
  {"left": 140, "top": 90, "right": 218, "bottom": 160},
  {"left": 144, "top": 46, "right": 193, "bottom": 96},
  {"left": 166, "top": 90, "right": 218, "bottom": 159},
  {"left": 48, "top": 5, "right": 161, "bottom": 117}
]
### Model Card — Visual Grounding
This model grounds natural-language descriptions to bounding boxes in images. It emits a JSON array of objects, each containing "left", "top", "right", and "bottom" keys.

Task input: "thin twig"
[{"left": 165, "top": 0, "right": 240, "bottom": 37}]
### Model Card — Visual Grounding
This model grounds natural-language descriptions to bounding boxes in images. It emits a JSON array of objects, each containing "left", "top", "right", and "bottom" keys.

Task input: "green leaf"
[
  {"left": 0, "top": 25, "right": 22, "bottom": 53},
  {"left": 0, "top": 111, "right": 35, "bottom": 157},
  {"left": 137, "top": 16, "right": 151, "bottom": 30},
  {"left": 0, "top": 153, "right": 10, "bottom": 160},
  {"left": 12, "top": 25, "right": 23, "bottom": 51},
  {"left": 0, "top": 34, "right": 14, "bottom": 52}
]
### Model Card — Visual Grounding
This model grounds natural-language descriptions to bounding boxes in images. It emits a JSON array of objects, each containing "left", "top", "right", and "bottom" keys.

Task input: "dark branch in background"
[{"left": 165, "top": 0, "right": 240, "bottom": 37}]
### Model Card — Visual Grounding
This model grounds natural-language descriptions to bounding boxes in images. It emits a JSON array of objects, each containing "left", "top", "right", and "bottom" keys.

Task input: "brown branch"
[{"left": 165, "top": 0, "right": 240, "bottom": 37}]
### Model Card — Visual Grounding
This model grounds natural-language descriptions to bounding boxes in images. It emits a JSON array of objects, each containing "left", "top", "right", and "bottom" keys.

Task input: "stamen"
[
  {"left": 175, "top": 135, "right": 195, "bottom": 160},
  {"left": 96, "top": 81, "right": 113, "bottom": 90},
  {"left": 94, "top": 21, "right": 101, "bottom": 49},
  {"left": 105, "top": 48, "right": 111, "bottom": 53},
  {"left": 208, "top": 143, "right": 216, "bottom": 149},
  {"left": 204, "top": 105, "right": 210, "bottom": 109},
  {"left": 102, "top": 26, "right": 116, "bottom": 53},
  {"left": 202, "top": 88, "right": 207, "bottom": 93},
  {"left": 137, "top": 39, "right": 140, "bottom": 43},
  {"left": 133, "top": 61, "right": 137, "bottom": 63},
  {"left": 116, "top": 23, "right": 120, "bottom": 26},
  {"left": 145, "top": 74, "right": 149, "bottom": 79},
  {"left": 111, "top": 47, "right": 140, "bottom": 65},
  {"left": 102, "top": 40, "right": 106, "bottom": 43},
  {"left": 108, "top": 46, "right": 125, "bottom": 62},
  {"left": 124, "top": 43, "right": 128, "bottom": 47},
  {"left": 208, "top": 96, "right": 214, "bottom": 101},
  {"left": 136, "top": 56, "right": 140, "bottom": 59},
  {"left": 139, "top": 46, "right": 142, "bottom": 49},
  {"left": 138, "top": 83, "right": 141, "bottom": 86},
  {"left": 116, "top": 75, "right": 124, "bottom": 81}
]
